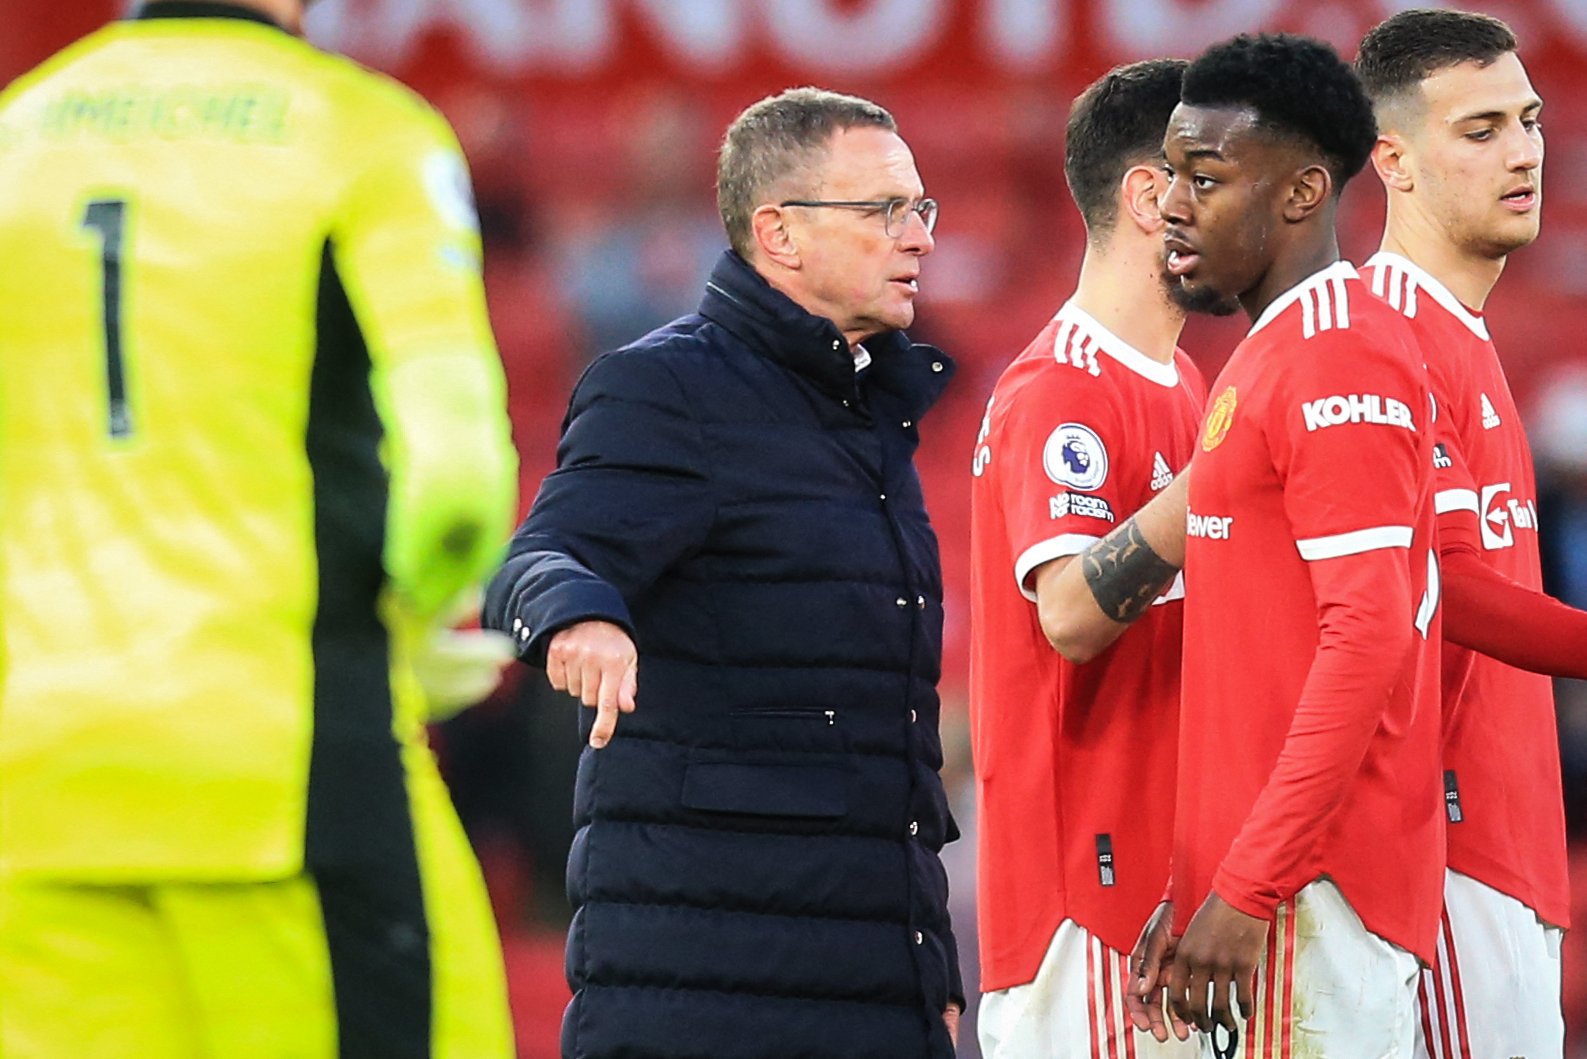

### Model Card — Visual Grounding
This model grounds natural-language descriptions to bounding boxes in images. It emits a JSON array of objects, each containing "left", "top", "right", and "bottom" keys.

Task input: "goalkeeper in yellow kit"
[{"left": 0, "top": 1, "right": 520, "bottom": 1056}]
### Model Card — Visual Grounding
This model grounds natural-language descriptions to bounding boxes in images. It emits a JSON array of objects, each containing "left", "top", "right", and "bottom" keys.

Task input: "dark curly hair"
[
  {"left": 1181, "top": 33, "right": 1377, "bottom": 190},
  {"left": 1356, "top": 9, "right": 1517, "bottom": 106},
  {"left": 1065, "top": 59, "right": 1188, "bottom": 238}
]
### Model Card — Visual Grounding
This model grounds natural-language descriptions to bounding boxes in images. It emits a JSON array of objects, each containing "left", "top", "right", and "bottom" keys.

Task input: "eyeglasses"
[{"left": 778, "top": 196, "right": 939, "bottom": 239}]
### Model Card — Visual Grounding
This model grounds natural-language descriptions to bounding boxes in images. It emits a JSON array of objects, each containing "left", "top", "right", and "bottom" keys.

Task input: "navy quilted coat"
[{"left": 484, "top": 250, "right": 963, "bottom": 1059}]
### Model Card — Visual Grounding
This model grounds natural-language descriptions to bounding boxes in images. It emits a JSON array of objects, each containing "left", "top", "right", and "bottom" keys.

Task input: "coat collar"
[
  {"left": 135, "top": 2, "right": 283, "bottom": 29},
  {"left": 698, "top": 250, "right": 954, "bottom": 421}
]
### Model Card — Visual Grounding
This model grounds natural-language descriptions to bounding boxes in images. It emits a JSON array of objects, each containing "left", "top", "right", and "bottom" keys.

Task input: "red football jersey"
[
  {"left": 969, "top": 301, "right": 1206, "bottom": 990},
  {"left": 1364, "top": 251, "right": 1568, "bottom": 929},
  {"left": 1176, "top": 262, "right": 1444, "bottom": 963}
]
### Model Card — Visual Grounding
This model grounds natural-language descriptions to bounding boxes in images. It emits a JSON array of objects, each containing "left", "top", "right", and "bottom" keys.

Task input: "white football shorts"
[
  {"left": 1208, "top": 877, "right": 1421, "bottom": 1059},
  {"left": 978, "top": 917, "right": 1200, "bottom": 1059},
  {"left": 1414, "top": 868, "right": 1563, "bottom": 1059}
]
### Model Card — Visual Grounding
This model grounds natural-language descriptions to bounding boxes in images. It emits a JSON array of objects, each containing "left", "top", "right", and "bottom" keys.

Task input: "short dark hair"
[
  {"left": 717, "top": 87, "right": 897, "bottom": 259},
  {"left": 1356, "top": 9, "right": 1517, "bottom": 110},
  {"left": 1181, "top": 33, "right": 1377, "bottom": 189},
  {"left": 1065, "top": 59, "right": 1188, "bottom": 237}
]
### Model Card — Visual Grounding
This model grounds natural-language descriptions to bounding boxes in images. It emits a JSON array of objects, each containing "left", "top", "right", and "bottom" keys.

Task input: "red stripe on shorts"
[
  {"left": 1442, "top": 913, "right": 1473, "bottom": 1059},
  {"left": 1118, "top": 952, "right": 1137, "bottom": 1059},
  {"left": 1101, "top": 944, "right": 1121, "bottom": 1059},
  {"left": 1088, "top": 935, "right": 1102, "bottom": 1059},
  {"left": 1418, "top": 968, "right": 1439, "bottom": 1059},
  {"left": 1431, "top": 921, "right": 1456, "bottom": 1059},
  {"left": 1261, "top": 905, "right": 1279, "bottom": 1058},
  {"left": 1281, "top": 900, "right": 1296, "bottom": 1059}
]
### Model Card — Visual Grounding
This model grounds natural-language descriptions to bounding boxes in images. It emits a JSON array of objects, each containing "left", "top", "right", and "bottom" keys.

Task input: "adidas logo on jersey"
[
  {"left": 1150, "top": 452, "right": 1174, "bottom": 491},
  {"left": 1481, "top": 393, "right": 1501, "bottom": 429}
]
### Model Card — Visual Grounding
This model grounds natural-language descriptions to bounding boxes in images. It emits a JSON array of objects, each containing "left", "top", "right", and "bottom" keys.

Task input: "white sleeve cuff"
[
  {"left": 1014, "top": 534, "right": 1102, "bottom": 601},
  {"left": 1434, "top": 488, "right": 1480, "bottom": 515},
  {"left": 1295, "top": 525, "right": 1414, "bottom": 561}
]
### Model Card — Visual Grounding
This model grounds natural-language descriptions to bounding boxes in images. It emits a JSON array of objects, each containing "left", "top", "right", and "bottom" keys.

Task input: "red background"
[{"left": 7, "top": 2, "right": 1587, "bottom": 1054}]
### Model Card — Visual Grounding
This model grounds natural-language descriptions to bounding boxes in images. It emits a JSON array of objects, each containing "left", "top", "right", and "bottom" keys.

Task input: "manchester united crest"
[{"left": 1201, "top": 387, "right": 1237, "bottom": 451}]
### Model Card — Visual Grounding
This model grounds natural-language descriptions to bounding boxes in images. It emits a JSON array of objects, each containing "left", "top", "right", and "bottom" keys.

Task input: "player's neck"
[
  {"left": 1070, "top": 239, "right": 1184, "bottom": 365},
  {"left": 1241, "top": 228, "right": 1341, "bottom": 325},
  {"left": 1379, "top": 206, "right": 1504, "bottom": 312}
]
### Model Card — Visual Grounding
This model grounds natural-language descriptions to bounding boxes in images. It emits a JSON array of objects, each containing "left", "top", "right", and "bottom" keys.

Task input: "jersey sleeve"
[
  {"left": 991, "top": 369, "right": 1125, "bottom": 600},
  {"left": 1270, "top": 325, "right": 1427, "bottom": 555},
  {"left": 1213, "top": 322, "right": 1431, "bottom": 916},
  {"left": 329, "top": 95, "right": 518, "bottom": 622}
]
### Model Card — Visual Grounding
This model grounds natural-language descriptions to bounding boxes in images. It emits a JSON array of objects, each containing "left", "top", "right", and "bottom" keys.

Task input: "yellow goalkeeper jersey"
[{"left": 0, "top": 4, "right": 518, "bottom": 879}]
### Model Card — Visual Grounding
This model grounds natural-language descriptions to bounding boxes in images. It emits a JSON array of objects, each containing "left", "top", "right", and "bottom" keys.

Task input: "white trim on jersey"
[
  {"left": 1015, "top": 534, "right": 1102, "bottom": 601},
  {"left": 1248, "top": 260, "right": 1358, "bottom": 338},
  {"left": 1434, "top": 488, "right": 1480, "bottom": 515},
  {"left": 1056, "top": 301, "right": 1182, "bottom": 387},
  {"left": 1364, "top": 252, "right": 1490, "bottom": 341},
  {"left": 1368, "top": 253, "right": 1423, "bottom": 319},
  {"left": 1294, "top": 524, "right": 1414, "bottom": 561},
  {"left": 1053, "top": 317, "right": 1103, "bottom": 377}
]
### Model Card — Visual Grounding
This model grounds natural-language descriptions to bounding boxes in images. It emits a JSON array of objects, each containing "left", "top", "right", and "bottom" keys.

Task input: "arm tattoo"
[{"left": 1081, "top": 517, "right": 1181, "bottom": 625}]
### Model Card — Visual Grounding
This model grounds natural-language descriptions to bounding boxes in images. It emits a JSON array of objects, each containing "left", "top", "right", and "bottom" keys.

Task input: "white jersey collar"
[
  {"left": 1248, "top": 260, "right": 1359, "bottom": 337},
  {"left": 1363, "top": 251, "right": 1490, "bottom": 341},
  {"left": 1056, "top": 301, "right": 1180, "bottom": 387}
]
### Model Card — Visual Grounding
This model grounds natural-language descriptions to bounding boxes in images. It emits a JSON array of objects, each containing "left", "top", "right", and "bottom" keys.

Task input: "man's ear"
[
  {"left": 1282, "top": 163, "right": 1333, "bottom": 223},
  {"left": 1371, "top": 133, "right": 1415, "bottom": 193},
  {"left": 1120, "top": 163, "right": 1167, "bottom": 233},
  {"left": 751, "top": 205, "right": 801, "bottom": 269}
]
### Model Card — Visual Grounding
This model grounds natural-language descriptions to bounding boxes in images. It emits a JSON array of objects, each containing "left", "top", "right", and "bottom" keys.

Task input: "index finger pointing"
[{"left": 589, "top": 699, "right": 619, "bottom": 749}]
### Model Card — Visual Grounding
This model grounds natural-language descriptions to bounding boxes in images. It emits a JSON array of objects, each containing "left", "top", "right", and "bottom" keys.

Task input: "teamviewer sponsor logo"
[
  {"left": 1187, "top": 511, "right": 1233, "bottom": 540},
  {"left": 1300, "top": 394, "right": 1416, "bottom": 432},
  {"left": 1479, "top": 482, "right": 1538, "bottom": 550}
]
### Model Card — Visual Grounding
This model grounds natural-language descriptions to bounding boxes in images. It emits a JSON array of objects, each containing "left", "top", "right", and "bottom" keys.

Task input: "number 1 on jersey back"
[{"left": 81, "top": 199, "right": 132, "bottom": 439}]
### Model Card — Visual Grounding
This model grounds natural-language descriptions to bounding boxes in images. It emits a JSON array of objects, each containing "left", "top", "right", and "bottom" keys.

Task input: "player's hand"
[
  {"left": 1127, "top": 900, "right": 1191, "bottom": 1042},
  {"left": 943, "top": 1002, "right": 961, "bottom": 1047},
  {"left": 411, "top": 589, "right": 514, "bottom": 721},
  {"left": 1168, "top": 891, "right": 1267, "bottom": 1036},
  {"left": 546, "top": 620, "right": 638, "bottom": 748},
  {"left": 413, "top": 626, "right": 516, "bottom": 721}
]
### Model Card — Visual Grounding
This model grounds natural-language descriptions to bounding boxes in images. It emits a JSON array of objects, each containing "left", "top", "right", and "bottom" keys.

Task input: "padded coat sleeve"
[{"left": 484, "top": 347, "right": 717, "bottom": 662}]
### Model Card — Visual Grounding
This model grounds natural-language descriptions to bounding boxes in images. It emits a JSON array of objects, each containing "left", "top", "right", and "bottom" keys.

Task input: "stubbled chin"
[{"left": 1476, "top": 213, "right": 1541, "bottom": 255}]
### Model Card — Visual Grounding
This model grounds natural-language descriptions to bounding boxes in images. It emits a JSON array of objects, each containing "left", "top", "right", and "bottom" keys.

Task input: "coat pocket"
[
  {"left": 728, "top": 706, "right": 836, "bottom": 724},
  {"left": 679, "top": 761, "right": 850, "bottom": 818}
]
